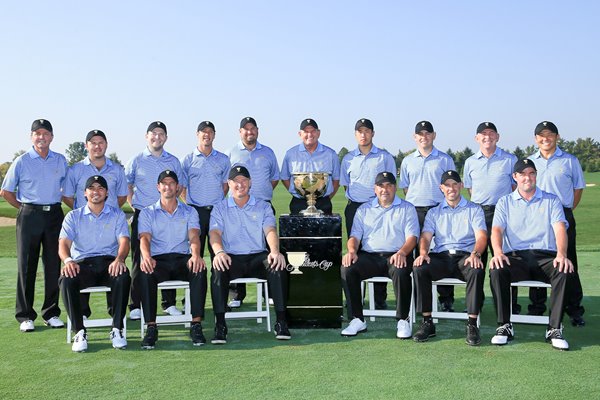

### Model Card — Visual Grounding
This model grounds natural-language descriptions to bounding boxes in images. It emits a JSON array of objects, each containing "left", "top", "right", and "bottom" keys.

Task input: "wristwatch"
[
  {"left": 64, "top": 257, "right": 74, "bottom": 264},
  {"left": 471, "top": 251, "right": 481, "bottom": 258}
]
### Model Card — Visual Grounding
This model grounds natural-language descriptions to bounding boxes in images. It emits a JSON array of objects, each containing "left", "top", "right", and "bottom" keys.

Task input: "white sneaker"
[
  {"left": 19, "top": 320, "right": 35, "bottom": 332},
  {"left": 545, "top": 326, "right": 569, "bottom": 351},
  {"left": 396, "top": 318, "right": 412, "bottom": 339},
  {"left": 228, "top": 299, "right": 242, "bottom": 308},
  {"left": 72, "top": 329, "right": 88, "bottom": 352},
  {"left": 164, "top": 305, "right": 182, "bottom": 316},
  {"left": 110, "top": 328, "right": 127, "bottom": 349},
  {"left": 129, "top": 308, "right": 141, "bottom": 320},
  {"left": 491, "top": 323, "right": 514, "bottom": 345},
  {"left": 44, "top": 316, "right": 65, "bottom": 328},
  {"left": 341, "top": 318, "right": 367, "bottom": 336}
]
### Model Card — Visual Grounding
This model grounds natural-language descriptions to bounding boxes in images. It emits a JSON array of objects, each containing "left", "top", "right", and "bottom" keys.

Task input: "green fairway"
[{"left": 0, "top": 173, "right": 598, "bottom": 399}]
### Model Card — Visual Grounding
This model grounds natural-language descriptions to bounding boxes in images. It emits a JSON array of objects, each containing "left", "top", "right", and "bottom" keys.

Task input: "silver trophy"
[{"left": 292, "top": 172, "right": 329, "bottom": 216}]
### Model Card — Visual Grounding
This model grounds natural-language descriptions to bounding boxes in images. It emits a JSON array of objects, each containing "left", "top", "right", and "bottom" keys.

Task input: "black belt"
[
  {"left": 192, "top": 205, "right": 214, "bottom": 211},
  {"left": 415, "top": 205, "right": 436, "bottom": 213},
  {"left": 21, "top": 203, "right": 61, "bottom": 211},
  {"left": 479, "top": 204, "right": 495, "bottom": 212},
  {"left": 440, "top": 250, "right": 470, "bottom": 257},
  {"left": 347, "top": 200, "right": 364, "bottom": 206}
]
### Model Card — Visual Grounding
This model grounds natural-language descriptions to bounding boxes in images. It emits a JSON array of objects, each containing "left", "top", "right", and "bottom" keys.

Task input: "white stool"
[
  {"left": 66, "top": 286, "right": 126, "bottom": 343},
  {"left": 140, "top": 280, "right": 191, "bottom": 337},
  {"left": 225, "top": 278, "right": 271, "bottom": 332},
  {"left": 510, "top": 280, "right": 551, "bottom": 325},
  {"left": 361, "top": 276, "right": 416, "bottom": 323},
  {"left": 431, "top": 278, "right": 479, "bottom": 326}
]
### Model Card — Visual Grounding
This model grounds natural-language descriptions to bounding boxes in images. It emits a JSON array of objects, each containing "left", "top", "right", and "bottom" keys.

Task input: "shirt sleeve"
[
  {"left": 137, "top": 208, "right": 153, "bottom": 237},
  {"left": 1, "top": 156, "right": 21, "bottom": 191},
  {"left": 404, "top": 205, "right": 421, "bottom": 240},
  {"left": 209, "top": 203, "right": 225, "bottom": 233},
  {"left": 399, "top": 158, "right": 410, "bottom": 189},
  {"left": 492, "top": 196, "right": 508, "bottom": 230},
  {"left": 59, "top": 210, "right": 77, "bottom": 240},
  {"left": 116, "top": 210, "right": 130, "bottom": 239}
]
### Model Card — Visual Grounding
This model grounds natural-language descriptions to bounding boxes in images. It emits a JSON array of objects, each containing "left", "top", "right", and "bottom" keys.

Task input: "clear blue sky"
[{"left": 2, "top": 1, "right": 599, "bottom": 164}]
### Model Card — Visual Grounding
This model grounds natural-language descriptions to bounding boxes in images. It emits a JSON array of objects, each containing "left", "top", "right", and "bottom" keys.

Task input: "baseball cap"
[
  {"left": 355, "top": 118, "right": 374, "bottom": 131},
  {"left": 300, "top": 118, "right": 319, "bottom": 130},
  {"left": 415, "top": 120, "right": 434, "bottom": 133},
  {"left": 514, "top": 159, "right": 537, "bottom": 173},
  {"left": 147, "top": 121, "right": 167, "bottom": 135},
  {"left": 31, "top": 119, "right": 53, "bottom": 133},
  {"left": 534, "top": 121, "right": 558, "bottom": 135},
  {"left": 441, "top": 170, "right": 462, "bottom": 184},
  {"left": 157, "top": 170, "right": 179, "bottom": 184},
  {"left": 375, "top": 171, "right": 396, "bottom": 185},
  {"left": 476, "top": 122, "right": 497, "bottom": 133},
  {"left": 197, "top": 121, "right": 216, "bottom": 132},
  {"left": 240, "top": 117, "right": 257, "bottom": 129},
  {"left": 85, "top": 175, "right": 108, "bottom": 190},
  {"left": 85, "top": 130, "right": 107, "bottom": 142},
  {"left": 229, "top": 165, "right": 251, "bottom": 180}
]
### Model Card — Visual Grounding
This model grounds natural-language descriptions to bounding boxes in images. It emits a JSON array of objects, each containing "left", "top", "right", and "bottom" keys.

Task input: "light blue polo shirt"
[
  {"left": 227, "top": 141, "right": 279, "bottom": 201},
  {"left": 280, "top": 142, "right": 341, "bottom": 198},
  {"left": 340, "top": 145, "right": 396, "bottom": 203},
  {"left": 351, "top": 196, "right": 420, "bottom": 253},
  {"left": 138, "top": 200, "right": 200, "bottom": 256},
  {"left": 423, "top": 196, "right": 486, "bottom": 253},
  {"left": 493, "top": 188, "right": 567, "bottom": 252},
  {"left": 463, "top": 147, "right": 516, "bottom": 206},
  {"left": 59, "top": 204, "right": 130, "bottom": 261},
  {"left": 399, "top": 147, "right": 456, "bottom": 207},
  {"left": 1, "top": 147, "right": 67, "bottom": 204},
  {"left": 125, "top": 148, "right": 185, "bottom": 209},
  {"left": 63, "top": 157, "right": 128, "bottom": 209},
  {"left": 532, "top": 147, "right": 585, "bottom": 208},
  {"left": 209, "top": 196, "right": 276, "bottom": 255},
  {"left": 182, "top": 148, "right": 229, "bottom": 207}
]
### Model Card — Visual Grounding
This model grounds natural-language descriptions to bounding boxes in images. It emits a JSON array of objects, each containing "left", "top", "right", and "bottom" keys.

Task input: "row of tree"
[{"left": 339, "top": 137, "right": 600, "bottom": 173}]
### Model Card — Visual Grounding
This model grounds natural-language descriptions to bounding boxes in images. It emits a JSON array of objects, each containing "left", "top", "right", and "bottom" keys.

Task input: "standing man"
[
  {"left": 125, "top": 121, "right": 185, "bottom": 319},
  {"left": 63, "top": 130, "right": 128, "bottom": 210},
  {"left": 530, "top": 121, "right": 586, "bottom": 326},
  {"left": 138, "top": 170, "right": 207, "bottom": 349},
  {"left": 209, "top": 166, "right": 291, "bottom": 344},
  {"left": 59, "top": 175, "right": 131, "bottom": 352},
  {"left": 399, "top": 121, "right": 456, "bottom": 311},
  {"left": 463, "top": 122, "right": 519, "bottom": 312},
  {"left": 281, "top": 118, "right": 340, "bottom": 214},
  {"left": 2, "top": 119, "right": 67, "bottom": 332},
  {"left": 340, "top": 118, "right": 396, "bottom": 311},
  {"left": 412, "top": 171, "right": 487, "bottom": 345},
  {"left": 181, "top": 121, "right": 230, "bottom": 260},
  {"left": 226, "top": 117, "right": 280, "bottom": 308},
  {"left": 489, "top": 159, "right": 573, "bottom": 350},
  {"left": 340, "top": 172, "right": 419, "bottom": 339}
]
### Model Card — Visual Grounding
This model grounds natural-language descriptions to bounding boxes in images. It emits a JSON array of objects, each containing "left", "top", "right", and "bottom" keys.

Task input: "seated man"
[
  {"left": 138, "top": 170, "right": 207, "bottom": 349},
  {"left": 413, "top": 170, "right": 487, "bottom": 346},
  {"left": 58, "top": 175, "right": 131, "bottom": 352},
  {"left": 209, "top": 166, "right": 290, "bottom": 344},
  {"left": 489, "top": 159, "right": 573, "bottom": 350},
  {"left": 341, "top": 172, "right": 419, "bottom": 339}
]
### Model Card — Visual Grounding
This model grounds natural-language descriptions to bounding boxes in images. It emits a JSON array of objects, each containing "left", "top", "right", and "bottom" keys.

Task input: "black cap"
[
  {"left": 85, "top": 129, "right": 107, "bottom": 142},
  {"left": 240, "top": 117, "right": 257, "bottom": 129},
  {"left": 147, "top": 121, "right": 167, "bottom": 135},
  {"left": 415, "top": 120, "right": 434, "bottom": 133},
  {"left": 197, "top": 121, "right": 215, "bottom": 132},
  {"left": 85, "top": 175, "right": 108, "bottom": 190},
  {"left": 514, "top": 159, "right": 537, "bottom": 173},
  {"left": 300, "top": 118, "right": 319, "bottom": 130},
  {"left": 375, "top": 171, "right": 396, "bottom": 185},
  {"left": 228, "top": 165, "right": 251, "bottom": 180},
  {"left": 157, "top": 170, "right": 179, "bottom": 184},
  {"left": 476, "top": 122, "right": 497, "bottom": 133},
  {"left": 355, "top": 118, "right": 374, "bottom": 131},
  {"left": 31, "top": 119, "right": 53, "bottom": 133},
  {"left": 535, "top": 121, "right": 558, "bottom": 135},
  {"left": 441, "top": 170, "right": 462, "bottom": 184}
]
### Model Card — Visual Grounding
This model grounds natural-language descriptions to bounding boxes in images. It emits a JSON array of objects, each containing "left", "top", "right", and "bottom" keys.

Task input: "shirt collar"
[
  {"left": 27, "top": 147, "right": 55, "bottom": 160},
  {"left": 83, "top": 204, "right": 110, "bottom": 216},
  {"left": 83, "top": 157, "right": 112, "bottom": 167},
  {"left": 511, "top": 187, "right": 543, "bottom": 202},
  {"left": 236, "top": 141, "right": 263, "bottom": 151},
  {"left": 194, "top": 147, "right": 216, "bottom": 157},
  {"left": 475, "top": 147, "right": 501, "bottom": 159},
  {"left": 227, "top": 195, "right": 257, "bottom": 209},
  {"left": 533, "top": 146, "right": 564, "bottom": 159},
  {"left": 372, "top": 195, "right": 403, "bottom": 208},
  {"left": 143, "top": 147, "right": 168, "bottom": 158},
  {"left": 441, "top": 196, "right": 468, "bottom": 209},
  {"left": 351, "top": 145, "right": 380, "bottom": 156},
  {"left": 413, "top": 146, "right": 439, "bottom": 158},
  {"left": 298, "top": 142, "right": 324, "bottom": 153}
]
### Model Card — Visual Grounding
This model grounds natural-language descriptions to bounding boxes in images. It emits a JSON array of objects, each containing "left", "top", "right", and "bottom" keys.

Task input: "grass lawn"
[{"left": 0, "top": 173, "right": 598, "bottom": 399}]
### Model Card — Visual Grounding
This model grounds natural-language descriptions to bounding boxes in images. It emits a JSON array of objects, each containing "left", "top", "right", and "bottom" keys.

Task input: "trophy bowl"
[{"left": 292, "top": 172, "right": 329, "bottom": 216}]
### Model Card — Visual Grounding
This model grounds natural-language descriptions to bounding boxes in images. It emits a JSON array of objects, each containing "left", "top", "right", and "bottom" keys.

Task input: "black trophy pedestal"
[{"left": 279, "top": 214, "right": 342, "bottom": 329}]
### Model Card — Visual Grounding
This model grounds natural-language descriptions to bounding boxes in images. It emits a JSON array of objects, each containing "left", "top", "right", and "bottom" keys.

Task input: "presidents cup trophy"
[{"left": 292, "top": 172, "right": 329, "bottom": 216}]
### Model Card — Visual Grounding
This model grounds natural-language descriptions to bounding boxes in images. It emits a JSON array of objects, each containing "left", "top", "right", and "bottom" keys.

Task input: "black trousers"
[
  {"left": 489, "top": 250, "right": 572, "bottom": 328},
  {"left": 415, "top": 205, "right": 454, "bottom": 304},
  {"left": 15, "top": 203, "right": 63, "bottom": 322},
  {"left": 289, "top": 196, "right": 333, "bottom": 215},
  {"left": 139, "top": 253, "right": 207, "bottom": 322},
  {"left": 413, "top": 252, "right": 485, "bottom": 315},
  {"left": 212, "top": 252, "right": 288, "bottom": 315},
  {"left": 341, "top": 251, "right": 413, "bottom": 320},
  {"left": 529, "top": 208, "right": 583, "bottom": 318},
  {"left": 343, "top": 200, "right": 387, "bottom": 315},
  {"left": 59, "top": 256, "right": 131, "bottom": 332},
  {"left": 129, "top": 209, "right": 176, "bottom": 310}
]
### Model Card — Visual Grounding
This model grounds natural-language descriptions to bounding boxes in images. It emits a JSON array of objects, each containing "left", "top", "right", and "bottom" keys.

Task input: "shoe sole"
[
  {"left": 413, "top": 333, "right": 436, "bottom": 342},
  {"left": 397, "top": 334, "right": 412, "bottom": 340},
  {"left": 141, "top": 345, "right": 155, "bottom": 349},
  {"left": 211, "top": 340, "right": 227, "bottom": 345},
  {"left": 466, "top": 339, "right": 482, "bottom": 346},
  {"left": 192, "top": 342, "right": 206, "bottom": 346},
  {"left": 276, "top": 335, "right": 291, "bottom": 340},
  {"left": 44, "top": 323, "right": 65, "bottom": 329},
  {"left": 20, "top": 328, "right": 34, "bottom": 332},
  {"left": 113, "top": 345, "right": 127, "bottom": 350},
  {"left": 341, "top": 328, "right": 367, "bottom": 337},
  {"left": 72, "top": 349, "right": 87, "bottom": 353}
]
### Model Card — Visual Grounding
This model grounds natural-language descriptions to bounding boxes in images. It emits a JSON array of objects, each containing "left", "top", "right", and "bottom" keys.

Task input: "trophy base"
[{"left": 299, "top": 206, "right": 324, "bottom": 217}]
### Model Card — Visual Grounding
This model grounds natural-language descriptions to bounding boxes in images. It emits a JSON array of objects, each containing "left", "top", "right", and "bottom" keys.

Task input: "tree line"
[{"left": 338, "top": 137, "right": 600, "bottom": 174}]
